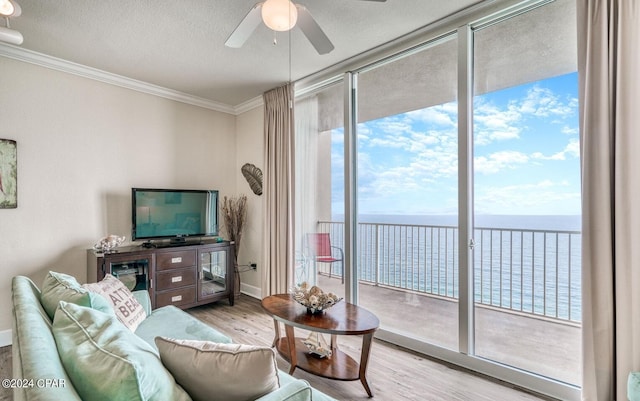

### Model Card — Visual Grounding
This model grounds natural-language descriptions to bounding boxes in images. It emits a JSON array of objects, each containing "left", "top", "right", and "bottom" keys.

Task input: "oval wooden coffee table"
[{"left": 262, "top": 294, "right": 379, "bottom": 397}]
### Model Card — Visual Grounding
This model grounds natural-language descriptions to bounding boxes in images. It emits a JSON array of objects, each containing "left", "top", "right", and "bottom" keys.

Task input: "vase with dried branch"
[{"left": 221, "top": 195, "right": 248, "bottom": 297}]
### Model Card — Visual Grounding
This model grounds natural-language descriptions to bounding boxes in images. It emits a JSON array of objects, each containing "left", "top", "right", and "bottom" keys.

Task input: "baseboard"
[
  {"left": 0, "top": 329, "right": 12, "bottom": 347},
  {"left": 240, "top": 282, "right": 261, "bottom": 299}
]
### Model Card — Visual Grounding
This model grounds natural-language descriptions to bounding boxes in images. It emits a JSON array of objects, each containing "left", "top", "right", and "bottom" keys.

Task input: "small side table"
[{"left": 262, "top": 294, "right": 380, "bottom": 397}]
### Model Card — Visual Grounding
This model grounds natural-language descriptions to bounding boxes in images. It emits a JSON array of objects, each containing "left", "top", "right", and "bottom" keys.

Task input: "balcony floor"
[{"left": 317, "top": 275, "right": 581, "bottom": 386}]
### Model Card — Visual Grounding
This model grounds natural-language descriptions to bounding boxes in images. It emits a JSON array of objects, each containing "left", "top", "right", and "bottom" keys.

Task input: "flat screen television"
[{"left": 131, "top": 188, "right": 219, "bottom": 245}]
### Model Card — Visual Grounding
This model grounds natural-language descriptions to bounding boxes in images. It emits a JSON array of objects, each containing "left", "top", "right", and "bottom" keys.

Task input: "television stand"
[{"left": 87, "top": 240, "right": 235, "bottom": 310}]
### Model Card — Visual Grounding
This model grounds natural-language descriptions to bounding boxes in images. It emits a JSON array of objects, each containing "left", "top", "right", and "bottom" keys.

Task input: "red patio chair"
[{"left": 306, "top": 233, "right": 344, "bottom": 283}]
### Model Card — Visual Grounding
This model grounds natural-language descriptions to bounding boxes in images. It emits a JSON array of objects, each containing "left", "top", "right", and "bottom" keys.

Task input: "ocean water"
[{"left": 325, "top": 214, "right": 582, "bottom": 322}]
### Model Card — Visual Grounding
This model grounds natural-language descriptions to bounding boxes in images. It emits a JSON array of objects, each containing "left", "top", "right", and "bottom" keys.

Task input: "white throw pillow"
[
  {"left": 83, "top": 274, "right": 146, "bottom": 331},
  {"left": 155, "top": 337, "right": 280, "bottom": 401}
]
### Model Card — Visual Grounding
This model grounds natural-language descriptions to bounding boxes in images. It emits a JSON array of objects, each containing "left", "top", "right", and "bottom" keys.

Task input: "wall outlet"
[{"left": 250, "top": 263, "right": 257, "bottom": 270}]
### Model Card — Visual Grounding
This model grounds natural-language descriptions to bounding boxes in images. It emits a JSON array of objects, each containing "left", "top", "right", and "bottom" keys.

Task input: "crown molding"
[
  {"left": 234, "top": 95, "right": 263, "bottom": 115},
  {"left": 0, "top": 43, "right": 240, "bottom": 115}
]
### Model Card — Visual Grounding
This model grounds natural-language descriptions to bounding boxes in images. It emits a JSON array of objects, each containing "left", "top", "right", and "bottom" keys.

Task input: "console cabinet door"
[
  {"left": 100, "top": 252, "right": 154, "bottom": 309},
  {"left": 198, "top": 248, "right": 228, "bottom": 300}
]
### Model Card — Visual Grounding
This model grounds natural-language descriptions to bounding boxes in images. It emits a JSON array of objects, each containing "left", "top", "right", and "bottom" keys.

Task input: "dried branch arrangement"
[{"left": 221, "top": 194, "right": 248, "bottom": 264}]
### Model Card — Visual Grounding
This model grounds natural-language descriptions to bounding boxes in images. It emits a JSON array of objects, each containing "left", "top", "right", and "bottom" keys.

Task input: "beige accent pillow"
[
  {"left": 83, "top": 274, "right": 146, "bottom": 331},
  {"left": 155, "top": 337, "right": 280, "bottom": 401}
]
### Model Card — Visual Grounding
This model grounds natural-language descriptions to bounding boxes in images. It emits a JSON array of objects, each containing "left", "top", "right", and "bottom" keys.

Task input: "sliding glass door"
[
  {"left": 472, "top": 0, "right": 581, "bottom": 385},
  {"left": 354, "top": 35, "right": 459, "bottom": 349}
]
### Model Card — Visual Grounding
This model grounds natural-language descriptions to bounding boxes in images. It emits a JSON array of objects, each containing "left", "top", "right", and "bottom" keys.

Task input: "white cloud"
[
  {"left": 406, "top": 106, "right": 457, "bottom": 127},
  {"left": 565, "top": 138, "right": 580, "bottom": 157},
  {"left": 531, "top": 138, "right": 580, "bottom": 161},
  {"left": 376, "top": 120, "right": 413, "bottom": 134},
  {"left": 474, "top": 151, "right": 529, "bottom": 174},
  {"left": 331, "top": 129, "right": 344, "bottom": 145},
  {"left": 473, "top": 101, "right": 523, "bottom": 146},
  {"left": 473, "top": 84, "right": 578, "bottom": 147},
  {"left": 517, "top": 86, "right": 574, "bottom": 118}
]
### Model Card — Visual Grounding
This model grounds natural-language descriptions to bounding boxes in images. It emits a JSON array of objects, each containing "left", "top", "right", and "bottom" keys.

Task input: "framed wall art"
[{"left": 0, "top": 139, "right": 17, "bottom": 209}]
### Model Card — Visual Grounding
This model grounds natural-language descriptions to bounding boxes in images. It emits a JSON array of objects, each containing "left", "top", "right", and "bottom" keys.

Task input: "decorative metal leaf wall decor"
[{"left": 241, "top": 163, "right": 263, "bottom": 195}]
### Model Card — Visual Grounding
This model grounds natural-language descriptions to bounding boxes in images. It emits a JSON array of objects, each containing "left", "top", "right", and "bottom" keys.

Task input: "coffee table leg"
[
  {"left": 359, "top": 333, "right": 374, "bottom": 397},
  {"left": 272, "top": 319, "right": 280, "bottom": 347},
  {"left": 285, "top": 324, "right": 297, "bottom": 375}
]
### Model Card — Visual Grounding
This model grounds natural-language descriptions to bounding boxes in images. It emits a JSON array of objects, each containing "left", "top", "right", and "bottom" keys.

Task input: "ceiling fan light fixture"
[
  {"left": 0, "top": 26, "right": 22, "bottom": 44},
  {"left": 261, "top": 0, "right": 297, "bottom": 32},
  {"left": 0, "top": 0, "right": 20, "bottom": 17}
]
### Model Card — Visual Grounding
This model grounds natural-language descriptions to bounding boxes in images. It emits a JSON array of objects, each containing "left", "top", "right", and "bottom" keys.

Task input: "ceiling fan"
[{"left": 225, "top": 0, "right": 387, "bottom": 55}]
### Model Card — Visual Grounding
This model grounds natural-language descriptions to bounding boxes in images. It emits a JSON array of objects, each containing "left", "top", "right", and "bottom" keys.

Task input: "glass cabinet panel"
[
  {"left": 199, "top": 249, "right": 227, "bottom": 299},
  {"left": 109, "top": 257, "right": 150, "bottom": 292}
]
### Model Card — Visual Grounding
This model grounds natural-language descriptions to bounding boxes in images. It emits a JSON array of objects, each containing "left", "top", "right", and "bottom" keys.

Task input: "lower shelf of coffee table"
[{"left": 274, "top": 337, "right": 360, "bottom": 381}]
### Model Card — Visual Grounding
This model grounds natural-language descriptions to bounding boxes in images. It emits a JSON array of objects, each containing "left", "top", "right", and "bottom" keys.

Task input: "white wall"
[
  {"left": 234, "top": 106, "right": 264, "bottom": 297},
  {"left": 0, "top": 56, "right": 238, "bottom": 334}
]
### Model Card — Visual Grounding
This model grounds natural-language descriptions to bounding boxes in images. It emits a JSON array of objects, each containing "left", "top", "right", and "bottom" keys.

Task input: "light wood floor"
[{"left": 188, "top": 295, "right": 557, "bottom": 401}]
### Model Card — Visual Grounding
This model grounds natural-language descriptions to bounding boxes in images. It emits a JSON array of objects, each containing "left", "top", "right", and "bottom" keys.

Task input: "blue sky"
[{"left": 331, "top": 72, "right": 580, "bottom": 216}]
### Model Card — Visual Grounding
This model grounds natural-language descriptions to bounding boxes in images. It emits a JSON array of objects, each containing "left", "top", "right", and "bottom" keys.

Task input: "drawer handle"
[
  {"left": 171, "top": 257, "right": 183, "bottom": 264},
  {"left": 171, "top": 295, "right": 183, "bottom": 302},
  {"left": 171, "top": 276, "right": 183, "bottom": 283}
]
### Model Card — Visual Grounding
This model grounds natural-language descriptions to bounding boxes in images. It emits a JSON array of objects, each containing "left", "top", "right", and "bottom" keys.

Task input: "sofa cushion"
[
  {"left": 11, "top": 276, "right": 84, "bottom": 401},
  {"left": 135, "top": 305, "right": 232, "bottom": 350},
  {"left": 155, "top": 337, "right": 280, "bottom": 401},
  {"left": 83, "top": 274, "right": 146, "bottom": 331},
  {"left": 40, "top": 271, "right": 113, "bottom": 320},
  {"left": 52, "top": 301, "right": 191, "bottom": 401},
  {"left": 629, "top": 372, "right": 640, "bottom": 401}
]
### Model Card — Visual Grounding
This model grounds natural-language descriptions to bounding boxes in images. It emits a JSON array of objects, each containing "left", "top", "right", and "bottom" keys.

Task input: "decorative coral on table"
[{"left": 292, "top": 282, "right": 342, "bottom": 314}]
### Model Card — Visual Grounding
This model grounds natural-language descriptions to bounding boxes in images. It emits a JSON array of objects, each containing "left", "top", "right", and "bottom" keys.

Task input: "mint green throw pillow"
[
  {"left": 40, "top": 271, "right": 113, "bottom": 320},
  {"left": 52, "top": 302, "right": 191, "bottom": 401}
]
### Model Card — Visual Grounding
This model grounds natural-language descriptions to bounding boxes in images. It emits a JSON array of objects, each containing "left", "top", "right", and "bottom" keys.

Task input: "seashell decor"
[
  {"left": 93, "top": 235, "right": 126, "bottom": 253},
  {"left": 292, "top": 282, "right": 342, "bottom": 314}
]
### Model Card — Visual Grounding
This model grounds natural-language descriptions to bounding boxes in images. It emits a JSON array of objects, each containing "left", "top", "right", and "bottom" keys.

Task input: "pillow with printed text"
[{"left": 83, "top": 274, "right": 146, "bottom": 331}]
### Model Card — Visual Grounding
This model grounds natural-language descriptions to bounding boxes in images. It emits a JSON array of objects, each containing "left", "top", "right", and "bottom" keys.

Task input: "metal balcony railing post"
[{"left": 375, "top": 223, "right": 380, "bottom": 287}]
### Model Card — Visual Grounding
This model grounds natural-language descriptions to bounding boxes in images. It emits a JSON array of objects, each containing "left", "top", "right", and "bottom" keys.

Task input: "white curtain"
[
  {"left": 261, "top": 84, "right": 295, "bottom": 296},
  {"left": 578, "top": 1, "right": 640, "bottom": 399},
  {"left": 294, "top": 95, "right": 319, "bottom": 285}
]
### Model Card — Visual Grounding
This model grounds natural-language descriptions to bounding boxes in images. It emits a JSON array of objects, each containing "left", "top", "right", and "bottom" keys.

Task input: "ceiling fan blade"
[
  {"left": 295, "top": 5, "right": 334, "bottom": 55},
  {"left": 225, "top": 3, "right": 264, "bottom": 48}
]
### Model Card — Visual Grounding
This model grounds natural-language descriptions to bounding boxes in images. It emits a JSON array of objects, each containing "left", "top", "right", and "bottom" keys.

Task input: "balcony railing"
[{"left": 315, "top": 220, "right": 582, "bottom": 323}]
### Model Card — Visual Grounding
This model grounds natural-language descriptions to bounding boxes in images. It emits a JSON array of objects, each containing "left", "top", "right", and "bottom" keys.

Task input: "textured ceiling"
[{"left": 6, "top": 0, "right": 484, "bottom": 108}]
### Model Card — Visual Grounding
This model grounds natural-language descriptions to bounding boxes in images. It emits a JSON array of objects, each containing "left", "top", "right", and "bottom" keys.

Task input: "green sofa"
[
  {"left": 629, "top": 372, "right": 640, "bottom": 400},
  {"left": 11, "top": 275, "right": 337, "bottom": 401}
]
